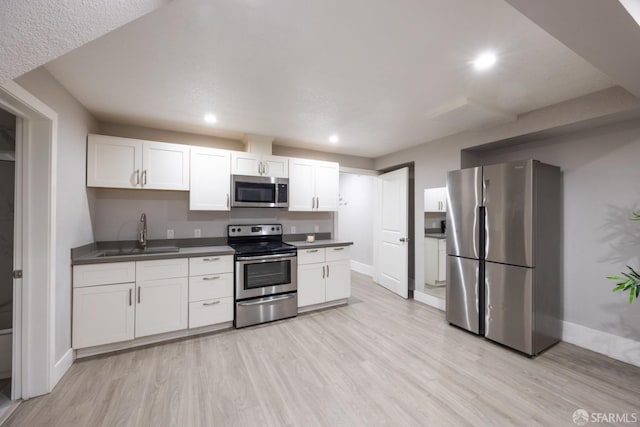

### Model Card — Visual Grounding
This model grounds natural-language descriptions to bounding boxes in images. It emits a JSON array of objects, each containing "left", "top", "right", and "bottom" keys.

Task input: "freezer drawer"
[
  {"left": 485, "top": 262, "right": 533, "bottom": 355},
  {"left": 446, "top": 256, "right": 482, "bottom": 334}
]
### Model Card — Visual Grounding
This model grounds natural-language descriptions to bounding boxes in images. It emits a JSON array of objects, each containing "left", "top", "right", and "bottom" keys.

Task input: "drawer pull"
[
  {"left": 203, "top": 276, "right": 220, "bottom": 281},
  {"left": 202, "top": 257, "right": 220, "bottom": 262},
  {"left": 333, "top": 247, "right": 345, "bottom": 251},
  {"left": 203, "top": 301, "right": 221, "bottom": 306},
  {"left": 307, "top": 249, "right": 319, "bottom": 253}
]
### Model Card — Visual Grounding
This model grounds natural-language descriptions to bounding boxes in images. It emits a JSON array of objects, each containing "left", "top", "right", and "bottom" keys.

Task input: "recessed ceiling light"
[
  {"left": 204, "top": 113, "right": 217, "bottom": 124},
  {"left": 329, "top": 135, "right": 339, "bottom": 144},
  {"left": 473, "top": 52, "right": 497, "bottom": 71}
]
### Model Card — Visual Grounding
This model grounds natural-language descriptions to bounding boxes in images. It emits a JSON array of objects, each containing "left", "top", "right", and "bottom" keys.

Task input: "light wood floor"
[{"left": 5, "top": 272, "right": 640, "bottom": 426}]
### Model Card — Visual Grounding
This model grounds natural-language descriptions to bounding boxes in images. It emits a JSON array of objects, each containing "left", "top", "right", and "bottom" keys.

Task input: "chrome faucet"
[{"left": 138, "top": 213, "right": 148, "bottom": 249}]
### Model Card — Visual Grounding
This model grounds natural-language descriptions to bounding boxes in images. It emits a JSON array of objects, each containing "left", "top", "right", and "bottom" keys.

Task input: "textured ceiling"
[
  {"left": 0, "top": 0, "right": 170, "bottom": 84},
  {"left": 45, "top": 0, "right": 614, "bottom": 157}
]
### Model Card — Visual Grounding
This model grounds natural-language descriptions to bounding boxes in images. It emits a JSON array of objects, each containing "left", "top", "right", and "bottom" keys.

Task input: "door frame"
[{"left": 0, "top": 80, "right": 58, "bottom": 399}]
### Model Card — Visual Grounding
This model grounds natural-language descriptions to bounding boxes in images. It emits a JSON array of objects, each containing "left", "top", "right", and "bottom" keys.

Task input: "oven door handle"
[
  {"left": 236, "top": 253, "right": 297, "bottom": 262},
  {"left": 237, "top": 294, "right": 296, "bottom": 306}
]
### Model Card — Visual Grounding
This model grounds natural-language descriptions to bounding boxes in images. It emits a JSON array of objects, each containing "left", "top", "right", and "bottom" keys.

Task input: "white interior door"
[{"left": 375, "top": 168, "right": 408, "bottom": 298}]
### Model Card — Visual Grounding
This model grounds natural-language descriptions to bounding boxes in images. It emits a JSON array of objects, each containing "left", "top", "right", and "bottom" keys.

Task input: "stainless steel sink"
[{"left": 96, "top": 247, "right": 180, "bottom": 257}]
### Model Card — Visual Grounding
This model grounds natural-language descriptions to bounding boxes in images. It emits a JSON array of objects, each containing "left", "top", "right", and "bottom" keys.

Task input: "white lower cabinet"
[
  {"left": 297, "top": 245, "right": 351, "bottom": 308},
  {"left": 72, "top": 282, "right": 135, "bottom": 349},
  {"left": 325, "top": 260, "right": 351, "bottom": 301},
  {"left": 298, "top": 264, "right": 326, "bottom": 307},
  {"left": 135, "top": 277, "right": 188, "bottom": 338},
  {"left": 188, "top": 255, "right": 234, "bottom": 328},
  {"left": 425, "top": 237, "right": 447, "bottom": 285},
  {"left": 189, "top": 297, "right": 234, "bottom": 329},
  {"left": 72, "top": 255, "right": 233, "bottom": 350}
]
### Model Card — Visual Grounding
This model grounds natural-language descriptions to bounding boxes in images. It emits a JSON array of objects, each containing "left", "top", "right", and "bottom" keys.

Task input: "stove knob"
[
  {"left": 231, "top": 228, "right": 236, "bottom": 232},
  {"left": 237, "top": 228, "right": 242, "bottom": 232},
  {"left": 271, "top": 227, "right": 275, "bottom": 231}
]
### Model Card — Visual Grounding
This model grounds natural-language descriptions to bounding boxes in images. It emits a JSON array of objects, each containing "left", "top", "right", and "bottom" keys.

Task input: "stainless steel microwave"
[{"left": 231, "top": 175, "right": 289, "bottom": 208}]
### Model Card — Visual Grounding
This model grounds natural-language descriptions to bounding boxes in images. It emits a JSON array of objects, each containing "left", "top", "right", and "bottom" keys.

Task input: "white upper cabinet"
[
  {"left": 314, "top": 161, "right": 339, "bottom": 211},
  {"left": 87, "top": 134, "right": 190, "bottom": 191},
  {"left": 142, "top": 141, "right": 190, "bottom": 190},
  {"left": 87, "top": 134, "right": 142, "bottom": 189},
  {"left": 289, "top": 158, "right": 339, "bottom": 212},
  {"left": 288, "top": 158, "right": 315, "bottom": 211},
  {"left": 189, "top": 146, "right": 231, "bottom": 211},
  {"left": 231, "top": 152, "right": 289, "bottom": 178},
  {"left": 424, "top": 187, "right": 447, "bottom": 212}
]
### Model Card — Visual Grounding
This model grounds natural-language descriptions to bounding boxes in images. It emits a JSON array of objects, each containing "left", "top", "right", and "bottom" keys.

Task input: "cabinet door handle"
[
  {"left": 317, "top": 197, "right": 320, "bottom": 209},
  {"left": 203, "top": 257, "right": 220, "bottom": 262},
  {"left": 203, "top": 300, "right": 221, "bottom": 306},
  {"left": 142, "top": 170, "right": 148, "bottom": 186},
  {"left": 307, "top": 249, "right": 319, "bottom": 253},
  {"left": 129, "top": 288, "right": 132, "bottom": 306},
  {"left": 226, "top": 193, "right": 230, "bottom": 208},
  {"left": 203, "top": 276, "right": 220, "bottom": 281},
  {"left": 322, "top": 265, "right": 325, "bottom": 279},
  {"left": 258, "top": 162, "right": 264, "bottom": 175},
  {"left": 326, "top": 264, "right": 330, "bottom": 278},
  {"left": 137, "top": 286, "right": 141, "bottom": 304},
  {"left": 135, "top": 169, "right": 140, "bottom": 185},
  {"left": 333, "top": 247, "right": 344, "bottom": 251}
]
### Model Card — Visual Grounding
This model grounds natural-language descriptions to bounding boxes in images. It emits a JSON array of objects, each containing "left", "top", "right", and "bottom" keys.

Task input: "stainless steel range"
[{"left": 228, "top": 224, "right": 298, "bottom": 328}]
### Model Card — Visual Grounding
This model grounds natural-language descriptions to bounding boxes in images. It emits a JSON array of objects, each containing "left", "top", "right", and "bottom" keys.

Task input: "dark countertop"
[
  {"left": 72, "top": 237, "right": 351, "bottom": 265},
  {"left": 72, "top": 245, "right": 235, "bottom": 265},
  {"left": 424, "top": 233, "right": 447, "bottom": 239},
  {"left": 286, "top": 240, "right": 354, "bottom": 249}
]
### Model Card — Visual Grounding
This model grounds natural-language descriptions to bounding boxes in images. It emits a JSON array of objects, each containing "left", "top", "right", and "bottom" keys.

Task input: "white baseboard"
[
  {"left": 562, "top": 321, "right": 640, "bottom": 368},
  {"left": 52, "top": 348, "right": 74, "bottom": 387},
  {"left": 413, "top": 290, "right": 446, "bottom": 311},
  {"left": 351, "top": 260, "right": 373, "bottom": 277}
]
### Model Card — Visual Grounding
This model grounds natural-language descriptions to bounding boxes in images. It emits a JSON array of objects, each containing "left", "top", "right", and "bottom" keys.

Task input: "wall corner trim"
[
  {"left": 351, "top": 260, "right": 374, "bottom": 277},
  {"left": 52, "top": 348, "right": 74, "bottom": 387},
  {"left": 561, "top": 321, "right": 640, "bottom": 367}
]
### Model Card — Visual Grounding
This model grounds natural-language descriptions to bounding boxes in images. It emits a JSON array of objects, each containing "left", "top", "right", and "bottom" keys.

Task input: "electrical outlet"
[
  {"left": 167, "top": 229, "right": 174, "bottom": 239},
  {"left": 314, "top": 225, "right": 320, "bottom": 232},
  {"left": 194, "top": 229, "right": 201, "bottom": 238},
  {"left": 291, "top": 226, "right": 297, "bottom": 233}
]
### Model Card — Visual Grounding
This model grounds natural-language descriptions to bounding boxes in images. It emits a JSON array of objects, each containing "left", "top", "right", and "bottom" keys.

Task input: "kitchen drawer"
[
  {"left": 297, "top": 248, "right": 325, "bottom": 265},
  {"left": 73, "top": 262, "right": 136, "bottom": 288},
  {"left": 189, "top": 297, "right": 234, "bottom": 328},
  {"left": 189, "top": 272, "right": 233, "bottom": 302},
  {"left": 136, "top": 258, "right": 188, "bottom": 281},
  {"left": 189, "top": 255, "right": 233, "bottom": 276},
  {"left": 325, "top": 246, "right": 350, "bottom": 262}
]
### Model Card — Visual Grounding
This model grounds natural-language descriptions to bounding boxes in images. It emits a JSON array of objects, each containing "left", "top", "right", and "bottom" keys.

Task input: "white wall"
[
  {"left": 475, "top": 120, "right": 640, "bottom": 340},
  {"left": 91, "top": 189, "right": 333, "bottom": 241},
  {"left": 337, "top": 173, "right": 375, "bottom": 267},
  {"left": 15, "top": 67, "right": 98, "bottom": 362}
]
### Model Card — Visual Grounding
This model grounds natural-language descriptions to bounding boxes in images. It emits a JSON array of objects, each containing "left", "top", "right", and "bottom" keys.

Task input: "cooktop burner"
[
  {"left": 227, "top": 223, "right": 296, "bottom": 257},
  {"left": 229, "top": 241, "right": 296, "bottom": 256}
]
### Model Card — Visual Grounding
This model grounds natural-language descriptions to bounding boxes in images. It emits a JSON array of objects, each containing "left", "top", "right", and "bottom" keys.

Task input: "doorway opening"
[{"left": 0, "top": 107, "right": 16, "bottom": 418}]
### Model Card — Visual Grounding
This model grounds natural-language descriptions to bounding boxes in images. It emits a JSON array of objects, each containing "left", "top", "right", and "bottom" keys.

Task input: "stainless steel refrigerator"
[{"left": 445, "top": 159, "right": 561, "bottom": 356}]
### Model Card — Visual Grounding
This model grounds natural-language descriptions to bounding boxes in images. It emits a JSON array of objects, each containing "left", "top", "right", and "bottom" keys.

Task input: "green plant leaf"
[
  {"left": 630, "top": 290, "right": 635, "bottom": 304},
  {"left": 612, "top": 284, "right": 626, "bottom": 292}
]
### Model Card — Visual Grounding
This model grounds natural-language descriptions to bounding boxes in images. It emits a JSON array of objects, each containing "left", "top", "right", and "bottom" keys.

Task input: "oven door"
[
  {"left": 236, "top": 253, "right": 297, "bottom": 300},
  {"left": 232, "top": 175, "right": 278, "bottom": 207}
]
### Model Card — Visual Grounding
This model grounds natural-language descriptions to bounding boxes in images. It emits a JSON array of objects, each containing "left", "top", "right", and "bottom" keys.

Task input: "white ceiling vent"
[
  {"left": 425, "top": 98, "right": 516, "bottom": 134},
  {"left": 243, "top": 134, "right": 274, "bottom": 155}
]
